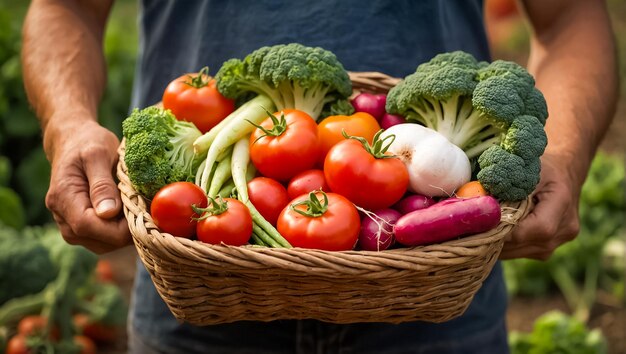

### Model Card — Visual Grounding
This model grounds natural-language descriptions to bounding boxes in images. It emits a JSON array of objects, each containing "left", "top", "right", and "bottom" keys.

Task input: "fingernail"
[{"left": 96, "top": 199, "right": 116, "bottom": 215}]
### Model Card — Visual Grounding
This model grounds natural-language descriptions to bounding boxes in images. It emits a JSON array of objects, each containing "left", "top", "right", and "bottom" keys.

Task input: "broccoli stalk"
[
  {"left": 214, "top": 43, "right": 352, "bottom": 121},
  {"left": 386, "top": 51, "right": 548, "bottom": 201}
]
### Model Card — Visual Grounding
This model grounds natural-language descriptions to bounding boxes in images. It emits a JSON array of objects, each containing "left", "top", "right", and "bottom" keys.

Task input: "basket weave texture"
[{"left": 117, "top": 72, "right": 531, "bottom": 325}]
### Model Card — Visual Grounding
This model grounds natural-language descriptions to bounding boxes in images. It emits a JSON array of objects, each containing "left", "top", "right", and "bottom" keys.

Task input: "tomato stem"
[
  {"left": 290, "top": 191, "right": 329, "bottom": 218},
  {"left": 247, "top": 109, "right": 287, "bottom": 144},
  {"left": 184, "top": 66, "right": 211, "bottom": 88},
  {"left": 342, "top": 129, "right": 396, "bottom": 159},
  {"left": 193, "top": 196, "right": 229, "bottom": 219}
]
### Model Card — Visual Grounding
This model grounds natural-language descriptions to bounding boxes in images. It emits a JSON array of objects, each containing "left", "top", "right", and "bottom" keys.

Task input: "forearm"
[
  {"left": 522, "top": 0, "right": 618, "bottom": 186},
  {"left": 21, "top": 0, "right": 113, "bottom": 158}
]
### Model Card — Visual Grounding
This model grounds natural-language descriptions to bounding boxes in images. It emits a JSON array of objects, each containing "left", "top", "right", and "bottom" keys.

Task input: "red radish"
[
  {"left": 358, "top": 208, "right": 401, "bottom": 251},
  {"left": 394, "top": 196, "right": 501, "bottom": 246},
  {"left": 392, "top": 194, "right": 437, "bottom": 215},
  {"left": 380, "top": 113, "right": 406, "bottom": 129},
  {"left": 351, "top": 93, "right": 387, "bottom": 120}
]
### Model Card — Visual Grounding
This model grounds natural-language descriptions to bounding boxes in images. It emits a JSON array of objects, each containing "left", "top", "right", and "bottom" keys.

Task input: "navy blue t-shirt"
[
  {"left": 129, "top": 1, "right": 508, "bottom": 352},
  {"left": 131, "top": 0, "right": 490, "bottom": 108}
]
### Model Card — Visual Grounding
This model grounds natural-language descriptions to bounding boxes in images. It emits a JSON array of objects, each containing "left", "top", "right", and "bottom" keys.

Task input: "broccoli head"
[
  {"left": 386, "top": 51, "right": 548, "bottom": 201},
  {"left": 0, "top": 226, "right": 57, "bottom": 305},
  {"left": 122, "top": 107, "right": 202, "bottom": 198},
  {"left": 215, "top": 43, "right": 352, "bottom": 120}
]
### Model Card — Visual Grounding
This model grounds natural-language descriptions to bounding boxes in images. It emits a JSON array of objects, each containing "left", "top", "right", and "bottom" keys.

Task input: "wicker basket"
[{"left": 117, "top": 72, "right": 531, "bottom": 325}]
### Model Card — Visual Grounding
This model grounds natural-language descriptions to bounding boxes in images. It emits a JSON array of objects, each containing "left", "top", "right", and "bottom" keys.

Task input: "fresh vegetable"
[
  {"left": 0, "top": 225, "right": 128, "bottom": 354},
  {"left": 247, "top": 177, "right": 290, "bottom": 226},
  {"left": 277, "top": 191, "right": 360, "bottom": 251},
  {"left": 122, "top": 107, "right": 203, "bottom": 198},
  {"left": 249, "top": 109, "right": 320, "bottom": 181},
  {"left": 381, "top": 123, "right": 471, "bottom": 197},
  {"left": 394, "top": 195, "right": 501, "bottom": 246},
  {"left": 73, "top": 313, "right": 118, "bottom": 344},
  {"left": 351, "top": 93, "right": 386, "bottom": 120},
  {"left": 195, "top": 197, "right": 253, "bottom": 246},
  {"left": 455, "top": 180, "right": 489, "bottom": 198},
  {"left": 386, "top": 51, "right": 548, "bottom": 201},
  {"left": 317, "top": 112, "right": 381, "bottom": 163},
  {"left": 324, "top": 131, "right": 409, "bottom": 210},
  {"left": 392, "top": 194, "right": 437, "bottom": 215},
  {"left": 287, "top": 169, "right": 329, "bottom": 200},
  {"left": 150, "top": 181, "right": 208, "bottom": 238},
  {"left": 195, "top": 95, "right": 275, "bottom": 191},
  {"left": 94, "top": 259, "right": 114, "bottom": 283},
  {"left": 17, "top": 315, "right": 58, "bottom": 339},
  {"left": 72, "top": 335, "right": 97, "bottom": 354},
  {"left": 162, "top": 67, "right": 236, "bottom": 133},
  {"left": 358, "top": 208, "right": 401, "bottom": 251},
  {"left": 194, "top": 43, "right": 351, "bottom": 193},
  {"left": 230, "top": 137, "right": 291, "bottom": 248},
  {"left": 214, "top": 43, "right": 352, "bottom": 120},
  {"left": 379, "top": 113, "right": 406, "bottom": 129},
  {"left": 509, "top": 311, "right": 607, "bottom": 354},
  {"left": 0, "top": 230, "right": 57, "bottom": 305},
  {"left": 5, "top": 334, "right": 28, "bottom": 354}
]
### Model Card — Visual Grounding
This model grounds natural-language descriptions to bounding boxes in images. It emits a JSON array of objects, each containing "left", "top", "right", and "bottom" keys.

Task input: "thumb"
[{"left": 84, "top": 156, "right": 121, "bottom": 219}]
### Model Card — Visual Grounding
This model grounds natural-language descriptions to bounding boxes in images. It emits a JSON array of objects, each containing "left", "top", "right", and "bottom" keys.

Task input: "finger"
[
  {"left": 509, "top": 189, "right": 569, "bottom": 246},
  {"left": 60, "top": 222, "right": 129, "bottom": 254},
  {"left": 82, "top": 147, "right": 121, "bottom": 219},
  {"left": 500, "top": 243, "right": 554, "bottom": 260},
  {"left": 50, "top": 176, "right": 132, "bottom": 249}
]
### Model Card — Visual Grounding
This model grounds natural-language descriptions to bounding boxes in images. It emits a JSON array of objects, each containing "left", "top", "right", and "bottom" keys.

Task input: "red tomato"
[
  {"left": 73, "top": 313, "right": 118, "bottom": 344},
  {"left": 196, "top": 198, "right": 253, "bottom": 246},
  {"left": 249, "top": 109, "right": 319, "bottom": 181},
  {"left": 95, "top": 259, "right": 114, "bottom": 283},
  {"left": 6, "top": 335, "right": 29, "bottom": 354},
  {"left": 317, "top": 112, "right": 381, "bottom": 164},
  {"left": 73, "top": 335, "right": 97, "bottom": 354},
  {"left": 150, "top": 182, "right": 208, "bottom": 238},
  {"left": 287, "top": 169, "right": 329, "bottom": 200},
  {"left": 324, "top": 133, "right": 409, "bottom": 211},
  {"left": 277, "top": 191, "right": 360, "bottom": 251},
  {"left": 162, "top": 67, "right": 235, "bottom": 133},
  {"left": 17, "top": 315, "right": 58, "bottom": 340},
  {"left": 247, "top": 177, "right": 290, "bottom": 226}
]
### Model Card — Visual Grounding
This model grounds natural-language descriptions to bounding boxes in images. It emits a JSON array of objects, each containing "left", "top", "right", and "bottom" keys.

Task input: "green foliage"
[
  {"left": 215, "top": 43, "right": 352, "bottom": 120},
  {"left": 509, "top": 311, "right": 607, "bottom": 354},
  {"left": 385, "top": 51, "right": 548, "bottom": 201},
  {"left": 122, "top": 107, "right": 202, "bottom": 198}
]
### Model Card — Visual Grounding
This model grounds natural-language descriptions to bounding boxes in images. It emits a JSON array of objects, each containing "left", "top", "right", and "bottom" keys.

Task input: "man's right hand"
[{"left": 44, "top": 117, "right": 131, "bottom": 254}]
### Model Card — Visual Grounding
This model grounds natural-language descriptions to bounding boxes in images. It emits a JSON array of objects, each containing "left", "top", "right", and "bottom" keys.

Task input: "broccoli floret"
[
  {"left": 319, "top": 98, "right": 355, "bottom": 119},
  {"left": 386, "top": 51, "right": 548, "bottom": 201},
  {"left": 0, "top": 226, "right": 56, "bottom": 305},
  {"left": 477, "top": 146, "right": 541, "bottom": 201},
  {"left": 215, "top": 43, "right": 352, "bottom": 120},
  {"left": 122, "top": 107, "right": 202, "bottom": 198}
]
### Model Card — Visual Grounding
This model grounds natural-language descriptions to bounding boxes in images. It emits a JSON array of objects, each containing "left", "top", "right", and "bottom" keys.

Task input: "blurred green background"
[
  {"left": 0, "top": 0, "right": 137, "bottom": 226},
  {"left": 0, "top": 0, "right": 624, "bottom": 353}
]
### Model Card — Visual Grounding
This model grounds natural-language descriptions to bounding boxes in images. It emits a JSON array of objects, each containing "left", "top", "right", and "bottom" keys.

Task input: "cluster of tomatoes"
[{"left": 151, "top": 69, "right": 411, "bottom": 251}]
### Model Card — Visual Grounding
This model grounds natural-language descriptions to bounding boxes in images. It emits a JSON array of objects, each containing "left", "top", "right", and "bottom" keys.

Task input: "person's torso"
[{"left": 131, "top": 0, "right": 490, "bottom": 109}]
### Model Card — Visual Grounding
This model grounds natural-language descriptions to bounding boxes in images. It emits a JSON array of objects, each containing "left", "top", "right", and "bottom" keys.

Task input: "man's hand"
[
  {"left": 500, "top": 150, "right": 581, "bottom": 260},
  {"left": 44, "top": 118, "right": 131, "bottom": 254},
  {"left": 502, "top": 0, "right": 618, "bottom": 259}
]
